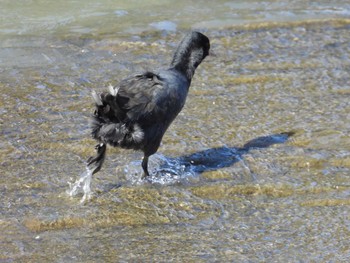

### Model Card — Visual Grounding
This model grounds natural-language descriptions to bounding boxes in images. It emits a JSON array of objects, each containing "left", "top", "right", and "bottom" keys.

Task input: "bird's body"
[{"left": 87, "top": 31, "right": 210, "bottom": 177}]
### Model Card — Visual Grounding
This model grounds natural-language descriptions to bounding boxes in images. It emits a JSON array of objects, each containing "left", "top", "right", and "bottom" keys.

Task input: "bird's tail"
[{"left": 90, "top": 88, "right": 144, "bottom": 147}]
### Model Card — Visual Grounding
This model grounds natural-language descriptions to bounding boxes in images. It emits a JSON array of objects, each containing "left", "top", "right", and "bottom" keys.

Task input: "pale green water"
[{"left": 1, "top": 1, "right": 350, "bottom": 262}]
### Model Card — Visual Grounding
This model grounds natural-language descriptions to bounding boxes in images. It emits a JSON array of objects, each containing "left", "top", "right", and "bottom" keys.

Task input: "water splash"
[
  {"left": 149, "top": 154, "right": 196, "bottom": 184},
  {"left": 67, "top": 165, "right": 93, "bottom": 203},
  {"left": 123, "top": 154, "right": 196, "bottom": 185}
]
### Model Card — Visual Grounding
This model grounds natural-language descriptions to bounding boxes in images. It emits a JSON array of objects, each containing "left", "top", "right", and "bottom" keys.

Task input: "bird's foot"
[
  {"left": 87, "top": 143, "right": 107, "bottom": 175},
  {"left": 141, "top": 173, "right": 149, "bottom": 180}
]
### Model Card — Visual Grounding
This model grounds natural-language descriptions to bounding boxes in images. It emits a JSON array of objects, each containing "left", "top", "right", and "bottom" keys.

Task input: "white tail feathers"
[
  {"left": 92, "top": 84, "right": 117, "bottom": 107},
  {"left": 131, "top": 124, "right": 144, "bottom": 143},
  {"left": 108, "top": 84, "right": 118, "bottom": 96},
  {"left": 92, "top": 91, "right": 103, "bottom": 106}
]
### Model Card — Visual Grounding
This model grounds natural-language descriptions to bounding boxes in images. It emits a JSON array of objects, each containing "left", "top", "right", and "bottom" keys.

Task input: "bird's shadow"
[
  {"left": 103, "top": 132, "right": 295, "bottom": 190},
  {"left": 151, "top": 132, "right": 295, "bottom": 177}
]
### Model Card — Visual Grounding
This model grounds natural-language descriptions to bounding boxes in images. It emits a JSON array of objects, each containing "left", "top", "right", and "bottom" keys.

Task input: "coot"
[{"left": 87, "top": 31, "right": 210, "bottom": 177}]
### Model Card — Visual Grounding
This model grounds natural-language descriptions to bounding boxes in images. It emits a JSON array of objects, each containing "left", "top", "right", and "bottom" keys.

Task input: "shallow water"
[{"left": 1, "top": 0, "right": 350, "bottom": 262}]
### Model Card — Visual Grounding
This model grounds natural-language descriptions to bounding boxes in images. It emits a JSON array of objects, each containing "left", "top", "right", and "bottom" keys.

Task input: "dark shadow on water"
[
  {"left": 101, "top": 132, "right": 295, "bottom": 188},
  {"left": 156, "top": 132, "right": 295, "bottom": 175}
]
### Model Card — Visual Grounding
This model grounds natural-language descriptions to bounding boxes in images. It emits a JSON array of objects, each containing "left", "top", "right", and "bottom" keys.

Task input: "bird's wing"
[{"left": 115, "top": 71, "right": 171, "bottom": 124}]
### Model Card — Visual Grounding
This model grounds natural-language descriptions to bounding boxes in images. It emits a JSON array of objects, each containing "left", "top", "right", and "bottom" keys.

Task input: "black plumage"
[{"left": 87, "top": 31, "right": 210, "bottom": 177}]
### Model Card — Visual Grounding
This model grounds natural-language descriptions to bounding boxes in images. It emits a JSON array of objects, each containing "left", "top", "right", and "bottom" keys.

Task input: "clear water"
[{"left": 1, "top": 0, "right": 350, "bottom": 262}]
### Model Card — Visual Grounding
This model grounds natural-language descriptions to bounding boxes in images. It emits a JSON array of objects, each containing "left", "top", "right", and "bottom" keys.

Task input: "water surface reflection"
[{"left": 1, "top": 1, "right": 350, "bottom": 261}]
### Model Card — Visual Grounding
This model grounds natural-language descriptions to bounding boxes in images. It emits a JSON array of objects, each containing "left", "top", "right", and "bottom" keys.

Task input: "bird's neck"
[{"left": 170, "top": 49, "right": 202, "bottom": 81}]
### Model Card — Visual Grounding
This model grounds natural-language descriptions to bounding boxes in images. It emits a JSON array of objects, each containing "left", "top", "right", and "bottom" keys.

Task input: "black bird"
[{"left": 87, "top": 31, "right": 210, "bottom": 178}]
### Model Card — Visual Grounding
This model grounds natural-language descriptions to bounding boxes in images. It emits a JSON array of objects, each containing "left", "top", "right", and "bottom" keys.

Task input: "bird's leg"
[
  {"left": 87, "top": 143, "right": 107, "bottom": 175},
  {"left": 141, "top": 155, "right": 150, "bottom": 178}
]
